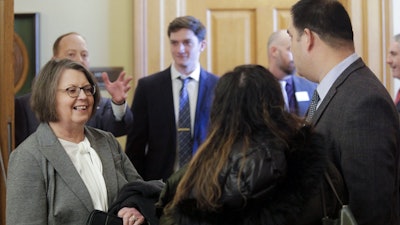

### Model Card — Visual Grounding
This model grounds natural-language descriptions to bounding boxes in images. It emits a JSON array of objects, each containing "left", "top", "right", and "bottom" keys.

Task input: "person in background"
[
  {"left": 387, "top": 33, "right": 400, "bottom": 112},
  {"left": 14, "top": 32, "right": 133, "bottom": 146},
  {"left": 267, "top": 30, "right": 316, "bottom": 117},
  {"left": 156, "top": 64, "right": 327, "bottom": 225},
  {"left": 288, "top": 0, "right": 400, "bottom": 224},
  {"left": 125, "top": 16, "right": 219, "bottom": 181},
  {"left": 7, "top": 59, "right": 146, "bottom": 225}
]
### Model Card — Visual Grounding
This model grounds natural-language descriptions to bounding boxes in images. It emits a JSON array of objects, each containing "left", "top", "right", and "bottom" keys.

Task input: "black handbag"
[
  {"left": 86, "top": 210, "right": 123, "bottom": 225},
  {"left": 321, "top": 172, "right": 358, "bottom": 225}
]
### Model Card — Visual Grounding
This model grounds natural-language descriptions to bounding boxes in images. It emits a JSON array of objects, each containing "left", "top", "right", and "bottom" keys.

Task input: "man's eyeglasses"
[{"left": 59, "top": 85, "right": 96, "bottom": 98}]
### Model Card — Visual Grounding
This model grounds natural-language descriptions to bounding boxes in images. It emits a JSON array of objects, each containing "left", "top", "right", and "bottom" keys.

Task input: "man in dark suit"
[
  {"left": 15, "top": 32, "right": 133, "bottom": 146},
  {"left": 125, "top": 16, "right": 219, "bottom": 181},
  {"left": 288, "top": 0, "right": 400, "bottom": 224},
  {"left": 267, "top": 30, "right": 316, "bottom": 117},
  {"left": 387, "top": 33, "right": 400, "bottom": 112}
]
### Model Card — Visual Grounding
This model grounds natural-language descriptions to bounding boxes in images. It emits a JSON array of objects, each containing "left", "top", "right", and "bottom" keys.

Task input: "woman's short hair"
[{"left": 31, "top": 58, "right": 100, "bottom": 123}]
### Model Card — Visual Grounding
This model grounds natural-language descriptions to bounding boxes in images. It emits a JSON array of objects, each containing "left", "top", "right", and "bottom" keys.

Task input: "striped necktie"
[
  {"left": 305, "top": 90, "right": 320, "bottom": 123},
  {"left": 177, "top": 77, "right": 193, "bottom": 167}
]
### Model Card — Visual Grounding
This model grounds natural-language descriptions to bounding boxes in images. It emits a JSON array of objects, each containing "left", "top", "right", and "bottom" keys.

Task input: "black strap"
[
  {"left": 324, "top": 171, "right": 343, "bottom": 205},
  {"left": 321, "top": 171, "right": 344, "bottom": 219},
  {"left": 320, "top": 179, "right": 328, "bottom": 217}
]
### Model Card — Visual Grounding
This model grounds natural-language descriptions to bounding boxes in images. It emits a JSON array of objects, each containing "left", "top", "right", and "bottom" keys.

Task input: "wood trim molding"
[
  {"left": 0, "top": 0, "right": 15, "bottom": 223},
  {"left": 133, "top": 0, "right": 147, "bottom": 83},
  {"left": 384, "top": 0, "right": 394, "bottom": 95}
]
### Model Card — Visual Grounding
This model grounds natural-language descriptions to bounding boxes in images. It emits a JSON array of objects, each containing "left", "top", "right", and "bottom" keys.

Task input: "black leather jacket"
[{"left": 157, "top": 126, "right": 331, "bottom": 225}]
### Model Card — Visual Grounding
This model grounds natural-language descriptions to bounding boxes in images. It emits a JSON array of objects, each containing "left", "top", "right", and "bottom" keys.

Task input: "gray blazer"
[
  {"left": 6, "top": 123, "right": 142, "bottom": 225},
  {"left": 311, "top": 58, "right": 400, "bottom": 225}
]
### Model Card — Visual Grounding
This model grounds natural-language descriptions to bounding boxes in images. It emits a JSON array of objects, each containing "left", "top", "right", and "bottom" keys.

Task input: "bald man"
[{"left": 267, "top": 30, "right": 316, "bottom": 117}]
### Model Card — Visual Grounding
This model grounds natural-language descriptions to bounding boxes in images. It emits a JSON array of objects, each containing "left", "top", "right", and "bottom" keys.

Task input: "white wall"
[
  {"left": 393, "top": 0, "right": 400, "bottom": 95},
  {"left": 14, "top": 0, "right": 133, "bottom": 77},
  {"left": 15, "top": 0, "right": 134, "bottom": 146}
]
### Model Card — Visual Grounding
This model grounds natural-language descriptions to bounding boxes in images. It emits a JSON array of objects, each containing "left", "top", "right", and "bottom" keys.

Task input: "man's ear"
[
  {"left": 200, "top": 40, "right": 207, "bottom": 52},
  {"left": 303, "top": 28, "right": 315, "bottom": 51},
  {"left": 270, "top": 46, "right": 278, "bottom": 57}
]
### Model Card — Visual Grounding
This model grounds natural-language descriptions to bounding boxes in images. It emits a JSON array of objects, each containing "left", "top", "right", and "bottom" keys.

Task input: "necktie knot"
[
  {"left": 181, "top": 77, "right": 191, "bottom": 86},
  {"left": 180, "top": 77, "right": 191, "bottom": 93}
]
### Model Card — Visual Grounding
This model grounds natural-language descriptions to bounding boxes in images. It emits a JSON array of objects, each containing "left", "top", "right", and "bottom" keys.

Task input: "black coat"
[
  {"left": 109, "top": 180, "right": 165, "bottom": 225},
  {"left": 157, "top": 126, "right": 342, "bottom": 225}
]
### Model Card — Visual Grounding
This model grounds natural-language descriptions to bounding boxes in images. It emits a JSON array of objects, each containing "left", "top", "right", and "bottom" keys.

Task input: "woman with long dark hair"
[{"left": 157, "top": 64, "right": 327, "bottom": 225}]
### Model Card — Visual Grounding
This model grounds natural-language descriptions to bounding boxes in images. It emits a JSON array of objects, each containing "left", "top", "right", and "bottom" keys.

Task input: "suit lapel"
[
  {"left": 160, "top": 67, "right": 176, "bottom": 131},
  {"left": 85, "top": 127, "right": 119, "bottom": 205},
  {"left": 312, "top": 58, "right": 365, "bottom": 125},
  {"left": 195, "top": 69, "right": 211, "bottom": 117},
  {"left": 36, "top": 123, "right": 93, "bottom": 211},
  {"left": 193, "top": 69, "right": 210, "bottom": 135}
]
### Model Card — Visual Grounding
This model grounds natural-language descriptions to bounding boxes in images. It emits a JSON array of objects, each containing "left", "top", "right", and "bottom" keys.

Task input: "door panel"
[
  {"left": 133, "top": 0, "right": 296, "bottom": 78},
  {"left": 186, "top": 0, "right": 296, "bottom": 75},
  {"left": 132, "top": 0, "right": 392, "bottom": 94}
]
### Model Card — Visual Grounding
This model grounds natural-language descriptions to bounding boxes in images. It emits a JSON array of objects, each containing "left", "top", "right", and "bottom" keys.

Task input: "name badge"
[{"left": 295, "top": 91, "right": 310, "bottom": 102}]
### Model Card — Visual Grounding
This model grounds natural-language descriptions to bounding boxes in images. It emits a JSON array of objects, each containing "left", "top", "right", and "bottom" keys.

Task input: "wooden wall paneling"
[
  {"left": 0, "top": 0, "right": 15, "bottom": 223},
  {"left": 349, "top": 0, "right": 392, "bottom": 93},
  {"left": 133, "top": 0, "right": 393, "bottom": 92},
  {"left": 186, "top": 0, "right": 295, "bottom": 75},
  {"left": 383, "top": 0, "right": 393, "bottom": 96},
  {"left": 209, "top": 10, "right": 256, "bottom": 75}
]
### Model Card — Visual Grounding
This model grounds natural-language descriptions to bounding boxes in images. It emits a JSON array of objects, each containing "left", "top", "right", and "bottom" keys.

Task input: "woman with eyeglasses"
[{"left": 6, "top": 59, "right": 150, "bottom": 225}]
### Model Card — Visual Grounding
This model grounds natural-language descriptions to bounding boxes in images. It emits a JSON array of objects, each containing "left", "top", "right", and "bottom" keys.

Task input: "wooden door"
[
  {"left": 132, "top": 0, "right": 392, "bottom": 93},
  {"left": 133, "top": 0, "right": 297, "bottom": 78},
  {"left": 185, "top": 0, "right": 296, "bottom": 75}
]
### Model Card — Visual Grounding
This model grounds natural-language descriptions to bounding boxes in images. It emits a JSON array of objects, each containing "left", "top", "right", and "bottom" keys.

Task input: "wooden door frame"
[{"left": 0, "top": 0, "right": 15, "bottom": 223}]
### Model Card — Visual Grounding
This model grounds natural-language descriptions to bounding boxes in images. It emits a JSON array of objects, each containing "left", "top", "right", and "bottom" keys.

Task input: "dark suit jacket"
[
  {"left": 291, "top": 74, "right": 317, "bottom": 117},
  {"left": 310, "top": 58, "right": 400, "bottom": 225},
  {"left": 125, "top": 67, "right": 219, "bottom": 181},
  {"left": 14, "top": 93, "right": 133, "bottom": 146}
]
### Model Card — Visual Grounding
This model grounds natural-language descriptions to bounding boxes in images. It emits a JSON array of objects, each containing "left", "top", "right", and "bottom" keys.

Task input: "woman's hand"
[{"left": 118, "top": 207, "right": 145, "bottom": 225}]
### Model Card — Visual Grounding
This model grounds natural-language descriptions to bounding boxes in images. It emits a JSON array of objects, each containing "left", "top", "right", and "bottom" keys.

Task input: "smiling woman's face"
[{"left": 55, "top": 68, "right": 94, "bottom": 128}]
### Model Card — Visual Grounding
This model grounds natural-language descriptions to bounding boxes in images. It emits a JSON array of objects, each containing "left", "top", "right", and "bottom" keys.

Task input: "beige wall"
[
  {"left": 14, "top": 0, "right": 133, "bottom": 75},
  {"left": 14, "top": 0, "right": 134, "bottom": 147}
]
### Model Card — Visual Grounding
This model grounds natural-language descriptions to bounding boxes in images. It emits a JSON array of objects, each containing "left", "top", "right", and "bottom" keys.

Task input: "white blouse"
[{"left": 59, "top": 137, "right": 108, "bottom": 211}]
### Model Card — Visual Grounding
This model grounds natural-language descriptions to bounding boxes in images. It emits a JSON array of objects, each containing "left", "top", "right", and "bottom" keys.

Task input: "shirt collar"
[
  {"left": 317, "top": 53, "right": 359, "bottom": 101},
  {"left": 171, "top": 63, "right": 201, "bottom": 81}
]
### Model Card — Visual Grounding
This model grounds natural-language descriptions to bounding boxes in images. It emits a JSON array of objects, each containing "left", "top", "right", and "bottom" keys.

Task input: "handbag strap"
[
  {"left": 320, "top": 179, "right": 328, "bottom": 217},
  {"left": 324, "top": 171, "right": 343, "bottom": 206},
  {"left": 321, "top": 170, "right": 344, "bottom": 218}
]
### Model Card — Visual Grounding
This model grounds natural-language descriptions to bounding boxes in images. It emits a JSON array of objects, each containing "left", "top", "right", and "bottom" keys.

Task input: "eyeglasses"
[{"left": 59, "top": 85, "right": 96, "bottom": 98}]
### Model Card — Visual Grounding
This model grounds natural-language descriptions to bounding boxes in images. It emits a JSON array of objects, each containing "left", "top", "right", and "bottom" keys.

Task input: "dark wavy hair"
[
  {"left": 31, "top": 58, "right": 100, "bottom": 123},
  {"left": 165, "top": 64, "right": 304, "bottom": 212},
  {"left": 167, "top": 16, "right": 206, "bottom": 41}
]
